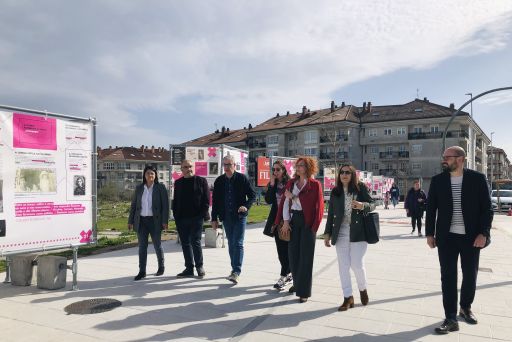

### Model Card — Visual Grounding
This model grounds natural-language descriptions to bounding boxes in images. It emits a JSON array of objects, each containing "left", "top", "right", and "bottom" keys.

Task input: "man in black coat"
[
  {"left": 211, "top": 154, "right": 256, "bottom": 284},
  {"left": 172, "top": 160, "right": 210, "bottom": 278},
  {"left": 426, "top": 146, "right": 493, "bottom": 334}
]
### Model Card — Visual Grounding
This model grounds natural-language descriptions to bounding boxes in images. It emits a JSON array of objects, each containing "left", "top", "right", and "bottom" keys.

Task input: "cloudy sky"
[{"left": 1, "top": 1, "right": 511, "bottom": 155}]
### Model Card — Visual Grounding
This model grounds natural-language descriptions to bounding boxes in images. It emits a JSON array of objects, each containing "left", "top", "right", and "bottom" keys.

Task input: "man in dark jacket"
[
  {"left": 211, "top": 154, "right": 256, "bottom": 284},
  {"left": 426, "top": 146, "right": 493, "bottom": 334},
  {"left": 172, "top": 160, "right": 210, "bottom": 278}
]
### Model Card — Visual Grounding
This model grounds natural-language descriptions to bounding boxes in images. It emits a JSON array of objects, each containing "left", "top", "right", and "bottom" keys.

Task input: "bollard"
[
  {"left": 10, "top": 254, "right": 37, "bottom": 286},
  {"left": 37, "top": 256, "right": 67, "bottom": 290}
]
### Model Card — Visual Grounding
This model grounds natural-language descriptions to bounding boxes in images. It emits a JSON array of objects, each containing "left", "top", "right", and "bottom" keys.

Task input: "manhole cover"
[{"left": 64, "top": 298, "right": 122, "bottom": 315}]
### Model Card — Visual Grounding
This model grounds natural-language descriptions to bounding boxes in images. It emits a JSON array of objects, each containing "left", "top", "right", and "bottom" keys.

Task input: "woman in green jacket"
[{"left": 323, "top": 164, "right": 375, "bottom": 311}]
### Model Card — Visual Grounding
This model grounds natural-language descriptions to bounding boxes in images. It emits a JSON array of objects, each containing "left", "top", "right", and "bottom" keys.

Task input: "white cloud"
[{"left": 0, "top": 0, "right": 511, "bottom": 145}]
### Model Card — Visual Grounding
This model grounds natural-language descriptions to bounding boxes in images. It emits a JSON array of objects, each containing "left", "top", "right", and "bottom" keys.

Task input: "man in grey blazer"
[{"left": 128, "top": 165, "right": 169, "bottom": 281}]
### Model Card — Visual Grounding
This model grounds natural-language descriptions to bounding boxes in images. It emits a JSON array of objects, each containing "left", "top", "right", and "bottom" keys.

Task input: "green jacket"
[{"left": 324, "top": 183, "right": 376, "bottom": 244}]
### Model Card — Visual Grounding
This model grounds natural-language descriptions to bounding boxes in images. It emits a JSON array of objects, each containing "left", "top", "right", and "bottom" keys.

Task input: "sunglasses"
[
  {"left": 339, "top": 170, "right": 352, "bottom": 175},
  {"left": 273, "top": 168, "right": 282, "bottom": 172}
]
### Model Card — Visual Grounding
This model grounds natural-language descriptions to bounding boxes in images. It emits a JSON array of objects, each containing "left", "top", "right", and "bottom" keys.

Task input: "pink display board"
[{"left": 13, "top": 113, "right": 57, "bottom": 150}]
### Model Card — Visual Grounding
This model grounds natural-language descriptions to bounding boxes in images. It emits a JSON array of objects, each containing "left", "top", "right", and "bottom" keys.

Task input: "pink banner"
[
  {"left": 195, "top": 161, "right": 208, "bottom": 176},
  {"left": 13, "top": 113, "right": 57, "bottom": 150}
]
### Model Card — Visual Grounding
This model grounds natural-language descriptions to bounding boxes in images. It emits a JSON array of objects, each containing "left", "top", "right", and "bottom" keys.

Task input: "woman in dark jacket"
[
  {"left": 323, "top": 163, "right": 375, "bottom": 311},
  {"left": 264, "top": 160, "right": 291, "bottom": 290},
  {"left": 404, "top": 179, "right": 427, "bottom": 236},
  {"left": 128, "top": 165, "right": 169, "bottom": 281}
]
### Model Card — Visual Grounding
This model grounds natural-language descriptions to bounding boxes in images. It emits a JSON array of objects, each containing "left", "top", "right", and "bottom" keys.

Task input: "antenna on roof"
[{"left": 416, "top": 88, "right": 420, "bottom": 99}]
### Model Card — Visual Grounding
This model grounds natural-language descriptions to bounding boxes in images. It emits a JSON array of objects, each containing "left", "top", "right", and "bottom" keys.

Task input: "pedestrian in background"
[
  {"left": 128, "top": 165, "right": 169, "bottom": 281},
  {"left": 172, "top": 160, "right": 210, "bottom": 278},
  {"left": 390, "top": 183, "right": 400, "bottom": 208},
  {"left": 275, "top": 156, "right": 324, "bottom": 303},
  {"left": 323, "top": 164, "right": 376, "bottom": 311},
  {"left": 264, "top": 160, "right": 292, "bottom": 291},
  {"left": 404, "top": 179, "right": 427, "bottom": 237},
  {"left": 211, "top": 155, "right": 256, "bottom": 284},
  {"left": 426, "top": 146, "right": 493, "bottom": 334},
  {"left": 383, "top": 191, "right": 390, "bottom": 209}
]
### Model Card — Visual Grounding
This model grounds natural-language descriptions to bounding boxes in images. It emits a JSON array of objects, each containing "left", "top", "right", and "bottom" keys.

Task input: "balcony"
[
  {"left": 319, "top": 152, "right": 349, "bottom": 160},
  {"left": 320, "top": 134, "right": 348, "bottom": 143},
  {"left": 408, "top": 130, "right": 469, "bottom": 140},
  {"left": 379, "top": 151, "right": 409, "bottom": 159},
  {"left": 475, "top": 156, "right": 482, "bottom": 164}
]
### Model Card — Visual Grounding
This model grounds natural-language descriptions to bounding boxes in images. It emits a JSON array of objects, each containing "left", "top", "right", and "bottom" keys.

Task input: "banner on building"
[{"left": 0, "top": 108, "right": 95, "bottom": 254}]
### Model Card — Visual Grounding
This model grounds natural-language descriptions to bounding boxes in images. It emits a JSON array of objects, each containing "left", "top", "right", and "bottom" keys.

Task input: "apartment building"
[
  {"left": 183, "top": 98, "right": 491, "bottom": 196},
  {"left": 97, "top": 146, "right": 170, "bottom": 190},
  {"left": 487, "top": 146, "right": 511, "bottom": 182}
]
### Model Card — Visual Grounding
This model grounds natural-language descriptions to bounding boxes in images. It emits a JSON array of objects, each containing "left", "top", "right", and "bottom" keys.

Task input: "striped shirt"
[{"left": 449, "top": 175, "right": 465, "bottom": 234}]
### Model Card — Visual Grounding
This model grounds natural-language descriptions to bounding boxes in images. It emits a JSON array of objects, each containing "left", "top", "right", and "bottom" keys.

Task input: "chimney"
[
  {"left": 302, "top": 106, "right": 307, "bottom": 115},
  {"left": 276, "top": 113, "right": 280, "bottom": 117},
  {"left": 248, "top": 123, "right": 252, "bottom": 129},
  {"left": 215, "top": 129, "right": 219, "bottom": 133},
  {"left": 221, "top": 126, "right": 226, "bottom": 135},
  {"left": 341, "top": 101, "right": 345, "bottom": 108},
  {"left": 330, "top": 100, "right": 335, "bottom": 112},
  {"left": 243, "top": 126, "right": 246, "bottom": 129},
  {"left": 362, "top": 102, "right": 367, "bottom": 112},
  {"left": 423, "top": 97, "right": 428, "bottom": 102},
  {"left": 286, "top": 111, "right": 290, "bottom": 116},
  {"left": 140, "top": 145, "right": 144, "bottom": 151},
  {"left": 367, "top": 101, "right": 372, "bottom": 112},
  {"left": 109, "top": 145, "right": 112, "bottom": 149},
  {"left": 449, "top": 103, "right": 455, "bottom": 110},
  {"left": 226, "top": 128, "right": 230, "bottom": 133},
  {"left": 97, "top": 146, "right": 101, "bottom": 152},
  {"left": 151, "top": 146, "right": 155, "bottom": 153}
]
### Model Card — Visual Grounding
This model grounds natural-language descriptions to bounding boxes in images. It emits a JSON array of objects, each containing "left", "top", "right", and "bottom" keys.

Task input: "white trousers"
[{"left": 335, "top": 232, "right": 368, "bottom": 297}]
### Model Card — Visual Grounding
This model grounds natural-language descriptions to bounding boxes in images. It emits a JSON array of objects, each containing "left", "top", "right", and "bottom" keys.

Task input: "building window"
[
  {"left": 267, "top": 148, "right": 278, "bottom": 157},
  {"left": 399, "top": 145, "right": 407, "bottom": 152},
  {"left": 369, "top": 129, "right": 377, "bottom": 137},
  {"left": 430, "top": 125, "right": 439, "bottom": 133},
  {"left": 413, "top": 127, "right": 422, "bottom": 134},
  {"left": 104, "top": 162, "right": 114, "bottom": 170},
  {"left": 412, "top": 144, "right": 423, "bottom": 152},
  {"left": 384, "top": 128, "right": 392, "bottom": 136},
  {"left": 287, "top": 149, "right": 297, "bottom": 157},
  {"left": 386, "top": 146, "right": 393, "bottom": 153},
  {"left": 287, "top": 133, "right": 297, "bottom": 141},
  {"left": 412, "top": 163, "right": 421, "bottom": 170},
  {"left": 304, "top": 147, "right": 317, "bottom": 156},
  {"left": 397, "top": 127, "right": 406, "bottom": 135},
  {"left": 370, "top": 146, "right": 378, "bottom": 154},
  {"left": 267, "top": 135, "right": 279, "bottom": 146},
  {"left": 304, "top": 130, "right": 318, "bottom": 144},
  {"left": 372, "top": 163, "right": 379, "bottom": 170},
  {"left": 399, "top": 162, "right": 408, "bottom": 170}
]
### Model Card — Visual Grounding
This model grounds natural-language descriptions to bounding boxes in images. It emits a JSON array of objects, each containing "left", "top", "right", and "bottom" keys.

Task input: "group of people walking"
[{"left": 127, "top": 146, "right": 493, "bottom": 335}]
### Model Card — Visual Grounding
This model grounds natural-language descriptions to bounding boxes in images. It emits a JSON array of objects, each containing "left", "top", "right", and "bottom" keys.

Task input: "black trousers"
[
  {"left": 411, "top": 216, "right": 422, "bottom": 232},
  {"left": 274, "top": 233, "right": 290, "bottom": 277},
  {"left": 289, "top": 211, "right": 316, "bottom": 298},
  {"left": 137, "top": 216, "right": 164, "bottom": 272},
  {"left": 176, "top": 216, "right": 204, "bottom": 269},
  {"left": 438, "top": 233, "right": 480, "bottom": 320}
]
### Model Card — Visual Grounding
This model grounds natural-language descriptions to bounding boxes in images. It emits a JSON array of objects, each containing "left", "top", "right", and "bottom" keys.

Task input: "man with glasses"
[
  {"left": 172, "top": 160, "right": 210, "bottom": 278},
  {"left": 426, "top": 146, "right": 493, "bottom": 334},
  {"left": 211, "top": 154, "right": 256, "bottom": 284}
]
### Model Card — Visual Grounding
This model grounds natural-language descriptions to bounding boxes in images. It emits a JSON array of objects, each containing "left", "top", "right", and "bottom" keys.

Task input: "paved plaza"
[{"left": 1, "top": 205, "right": 512, "bottom": 341}]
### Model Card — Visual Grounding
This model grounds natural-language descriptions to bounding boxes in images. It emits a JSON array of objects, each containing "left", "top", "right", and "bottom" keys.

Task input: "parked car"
[{"left": 491, "top": 189, "right": 512, "bottom": 212}]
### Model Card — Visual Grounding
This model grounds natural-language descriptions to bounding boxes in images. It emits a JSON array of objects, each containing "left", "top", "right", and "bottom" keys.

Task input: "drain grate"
[
  {"left": 64, "top": 298, "right": 122, "bottom": 315},
  {"left": 479, "top": 267, "right": 493, "bottom": 273}
]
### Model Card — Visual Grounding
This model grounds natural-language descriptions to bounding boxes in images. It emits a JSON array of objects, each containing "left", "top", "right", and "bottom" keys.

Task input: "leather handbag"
[
  {"left": 271, "top": 196, "right": 293, "bottom": 241},
  {"left": 363, "top": 211, "right": 380, "bottom": 244}
]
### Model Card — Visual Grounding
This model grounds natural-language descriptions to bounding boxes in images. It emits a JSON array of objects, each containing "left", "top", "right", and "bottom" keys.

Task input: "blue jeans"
[{"left": 222, "top": 214, "right": 247, "bottom": 275}]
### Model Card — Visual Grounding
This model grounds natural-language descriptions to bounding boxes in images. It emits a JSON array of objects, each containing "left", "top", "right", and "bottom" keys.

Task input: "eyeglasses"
[
  {"left": 273, "top": 168, "right": 282, "bottom": 172},
  {"left": 442, "top": 155, "right": 461, "bottom": 160},
  {"left": 339, "top": 170, "right": 352, "bottom": 175},
  {"left": 182, "top": 165, "right": 192, "bottom": 169},
  {"left": 223, "top": 163, "right": 233, "bottom": 166}
]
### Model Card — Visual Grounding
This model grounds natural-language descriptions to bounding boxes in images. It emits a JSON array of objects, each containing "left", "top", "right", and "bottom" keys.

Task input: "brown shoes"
[
  {"left": 338, "top": 296, "right": 354, "bottom": 311},
  {"left": 360, "top": 289, "right": 369, "bottom": 306}
]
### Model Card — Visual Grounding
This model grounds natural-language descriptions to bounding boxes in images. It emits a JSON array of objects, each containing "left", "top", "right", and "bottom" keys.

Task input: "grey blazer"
[{"left": 128, "top": 182, "right": 169, "bottom": 232}]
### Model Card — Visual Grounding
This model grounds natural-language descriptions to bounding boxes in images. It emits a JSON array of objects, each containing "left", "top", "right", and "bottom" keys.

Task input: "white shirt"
[
  {"left": 283, "top": 181, "right": 305, "bottom": 221},
  {"left": 449, "top": 175, "right": 465, "bottom": 234},
  {"left": 141, "top": 184, "right": 154, "bottom": 217}
]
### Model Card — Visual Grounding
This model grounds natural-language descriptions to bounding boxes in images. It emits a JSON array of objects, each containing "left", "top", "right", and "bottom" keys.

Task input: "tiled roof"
[
  {"left": 98, "top": 146, "right": 169, "bottom": 161},
  {"left": 183, "top": 128, "right": 248, "bottom": 146},
  {"left": 248, "top": 105, "right": 358, "bottom": 134},
  {"left": 356, "top": 99, "right": 469, "bottom": 123}
]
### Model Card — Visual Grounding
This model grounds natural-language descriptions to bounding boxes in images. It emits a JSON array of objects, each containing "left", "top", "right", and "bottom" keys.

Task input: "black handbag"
[
  {"left": 263, "top": 223, "right": 274, "bottom": 237},
  {"left": 363, "top": 212, "right": 380, "bottom": 244}
]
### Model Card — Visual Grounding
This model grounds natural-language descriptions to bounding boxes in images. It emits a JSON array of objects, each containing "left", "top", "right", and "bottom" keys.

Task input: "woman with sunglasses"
[
  {"left": 264, "top": 160, "right": 292, "bottom": 290},
  {"left": 323, "top": 164, "right": 375, "bottom": 311},
  {"left": 275, "top": 156, "right": 324, "bottom": 303}
]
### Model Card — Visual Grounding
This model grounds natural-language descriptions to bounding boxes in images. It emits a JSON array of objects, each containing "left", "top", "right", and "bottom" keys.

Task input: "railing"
[
  {"left": 319, "top": 152, "right": 349, "bottom": 160},
  {"left": 379, "top": 151, "right": 409, "bottom": 159},
  {"left": 408, "top": 130, "right": 469, "bottom": 140},
  {"left": 320, "top": 134, "right": 348, "bottom": 143}
]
